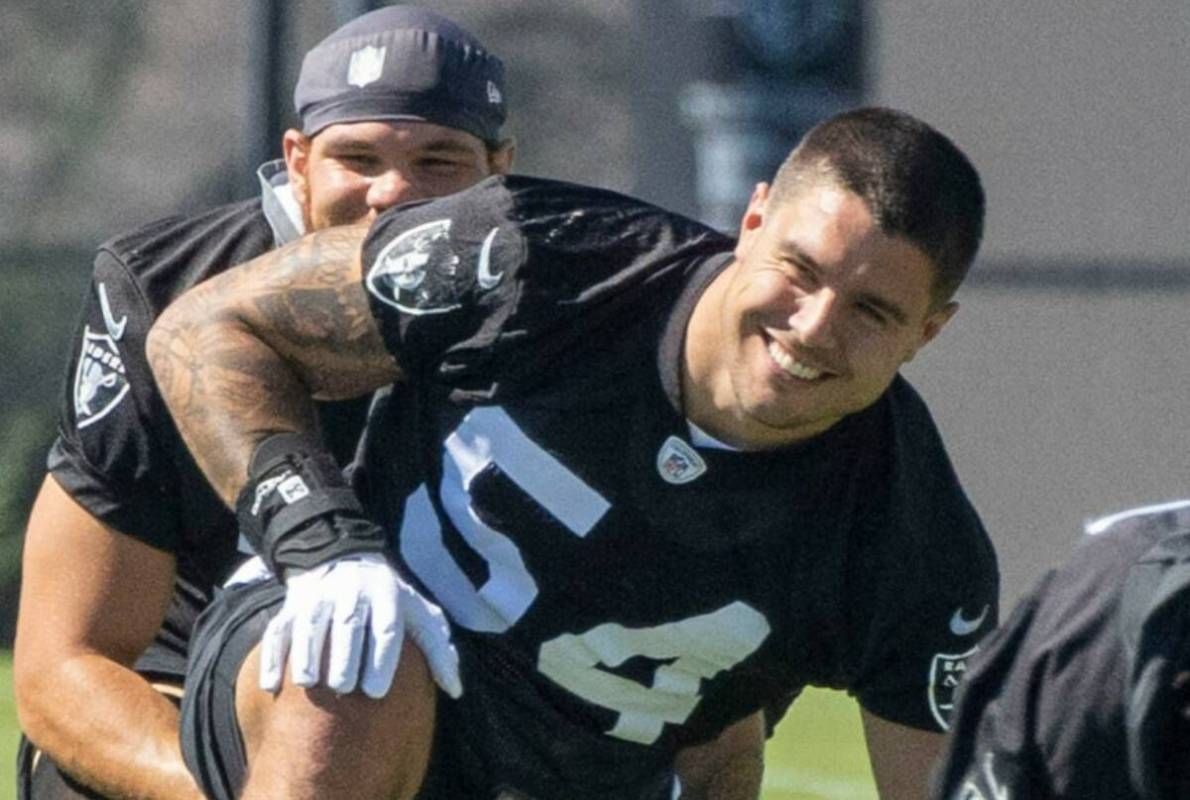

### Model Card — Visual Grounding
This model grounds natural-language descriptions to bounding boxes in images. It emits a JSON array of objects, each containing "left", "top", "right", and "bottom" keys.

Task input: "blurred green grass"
[
  {"left": 762, "top": 687, "right": 877, "bottom": 799},
  {"left": 1, "top": 651, "right": 15, "bottom": 796},
  {"left": 0, "top": 652, "right": 871, "bottom": 799}
]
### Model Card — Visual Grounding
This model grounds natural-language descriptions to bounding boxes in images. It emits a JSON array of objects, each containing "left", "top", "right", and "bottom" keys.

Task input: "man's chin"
[{"left": 733, "top": 401, "right": 842, "bottom": 447}]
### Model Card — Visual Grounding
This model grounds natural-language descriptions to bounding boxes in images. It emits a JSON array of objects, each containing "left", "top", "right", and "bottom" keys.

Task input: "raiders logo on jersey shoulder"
[
  {"left": 928, "top": 646, "right": 979, "bottom": 730},
  {"left": 366, "top": 218, "right": 465, "bottom": 316},
  {"left": 73, "top": 325, "right": 130, "bottom": 428}
]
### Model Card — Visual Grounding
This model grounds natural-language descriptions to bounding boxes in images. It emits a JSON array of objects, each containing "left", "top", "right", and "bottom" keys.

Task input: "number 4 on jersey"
[
  {"left": 398, "top": 406, "right": 772, "bottom": 744},
  {"left": 539, "top": 603, "right": 770, "bottom": 744}
]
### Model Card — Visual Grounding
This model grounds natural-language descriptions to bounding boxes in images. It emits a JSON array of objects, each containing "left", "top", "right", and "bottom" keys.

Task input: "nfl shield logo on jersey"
[
  {"left": 347, "top": 45, "right": 386, "bottom": 88},
  {"left": 73, "top": 325, "right": 130, "bottom": 429},
  {"left": 656, "top": 436, "right": 708, "bottom": 485},
  {"left": 928, "top": 646, "right": 978, "bottom": 730},
  {"left": 366, "top": 219, "right": 465, "bottom": 315}
]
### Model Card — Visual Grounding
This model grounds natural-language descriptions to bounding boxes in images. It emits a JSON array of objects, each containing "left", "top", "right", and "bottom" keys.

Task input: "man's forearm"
[
  {"left": 20, "top": 655, "right": 201, "bottom": 800},
  {"left": 146, "top": 224, "right": 390, "bottom": 505},
  {"left": 674, "top": 712, "right": 766, "bottom": 800},
  {"left": 147, "top": 297, "right": 319, "bottom": 505},
  {"left": 682, "top": 752, "right": 764, "bottom": 800},
  {"left": 15, "top": 477, "right": 203, "bottom": 799}
]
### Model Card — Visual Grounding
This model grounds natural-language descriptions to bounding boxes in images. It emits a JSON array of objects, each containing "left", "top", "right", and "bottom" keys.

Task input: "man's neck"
[{"left": 681, "top": 262, "right": 745, "bottom": 445}]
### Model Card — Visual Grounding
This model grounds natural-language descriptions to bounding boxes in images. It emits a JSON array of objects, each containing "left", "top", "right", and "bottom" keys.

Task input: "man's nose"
[
  {"left": 789, "top": 289, "right": 839, "bottom": 348},
  {"left": 366, "top": 169, "right": 420, "bottom": 212}
]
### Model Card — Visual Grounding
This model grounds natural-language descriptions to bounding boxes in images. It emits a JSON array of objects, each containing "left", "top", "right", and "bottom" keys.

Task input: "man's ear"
[
  {"left": 905, "top": 301, "right": 959, "bottom": 362},
  {"left": 488, "top": 138, "right": 516, "bottom": 175},
  {"left": 282, "top": 129, "right": 312, "bottom": 210},
  {"left": 734, "top": 182, "right": 770, "bottom": 261}
]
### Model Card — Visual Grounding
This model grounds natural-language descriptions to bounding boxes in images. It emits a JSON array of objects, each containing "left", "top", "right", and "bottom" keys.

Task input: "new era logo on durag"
[{"left": 347, "top": 45, "right": 386, "bottom": 88}]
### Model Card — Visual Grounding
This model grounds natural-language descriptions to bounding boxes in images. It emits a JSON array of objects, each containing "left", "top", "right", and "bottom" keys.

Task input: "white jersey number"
[
  {"left": 399, "top": 406, "right": 608, "bottom": 632},
  {"left": 398, "top": 406, "right": 771, "bottom": 743},
  {"left": 539, "top": 603, "right": 770, "bottom": 744}
]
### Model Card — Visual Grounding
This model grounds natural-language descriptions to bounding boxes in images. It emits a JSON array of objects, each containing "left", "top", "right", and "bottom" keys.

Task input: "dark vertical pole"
[
  {"left": 681, "top": 0, "right": 864, "bottom": 231},
  {"left": 631, "top": 3, "right": 701, "bottom": 218},
  {"left": 335, "top": 0, "right": 380, "bottom": 27},
  {"left": 244, "top": 0, "right": 286, "bottom": 199}
]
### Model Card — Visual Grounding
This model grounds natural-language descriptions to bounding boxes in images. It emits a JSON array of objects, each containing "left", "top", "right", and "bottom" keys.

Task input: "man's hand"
[{"left": 259, "top": 554, "right": 462, "bottom": 699}]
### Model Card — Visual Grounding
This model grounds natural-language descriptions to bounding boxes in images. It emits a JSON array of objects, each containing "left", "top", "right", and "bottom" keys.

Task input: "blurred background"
[{"left": 1, "top": 0, "right": 1189, "bottom": 793}]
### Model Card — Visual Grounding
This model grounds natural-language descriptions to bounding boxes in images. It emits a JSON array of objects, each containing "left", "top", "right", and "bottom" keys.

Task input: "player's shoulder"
[
  {"left": 1011, "top": 501, "right": 1190, "bottom": 643},
  {"left": 881, "top": 374, "right": 941, "bottom": 433},
  {"left": 364, "top": 174, "right": 729, "bottom": 284},
  {"left": 95, "top": 198, "right": 273, "bottom": 309},
  {"left": 395, "top": 173, "right": 712, "bottom": 227},
  {"left": 871, "top": 375, "right": 970, "bottom": 506},
  {"left": 1084, "top": 497, "right": 1190, "bottom": 543},
  {"left": 863, "top": 375, "right": 994, "bottom": 570},
  {"left": 362, "top": 175, "right": 732, "bottom": 352},
  {"left": 1068, "top": 498, "right": 1190, "bottom": 589}
]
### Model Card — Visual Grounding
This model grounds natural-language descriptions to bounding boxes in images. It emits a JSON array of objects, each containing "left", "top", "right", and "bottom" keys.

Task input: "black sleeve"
[
  {"left": 47, "top": 247, "right": 183, "bottom": 551},
  {"left": 360, "top": 175, "right": 728, "bottom": 385},
  {"left": 932, "top": 513, "right": 1185, "bottom": 800},
  {"left": 852, "top": 529, "right": 999, "bottom": 733},
  {"left": 929, "top": 580, "right": 1051, "bottom": 799},
  {"left": 848, "top": 382, "right": 1001, "bottom": 732},
  {"left": 360, "top": 179, "right": 524, "bottom": 380}
]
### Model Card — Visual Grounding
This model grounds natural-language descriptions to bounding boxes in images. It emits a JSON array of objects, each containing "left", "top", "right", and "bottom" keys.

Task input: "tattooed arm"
[
  {"left": 148, "top": 223, "right": 460, "bottom": 700},
  {"left": 146, "top": 223, "right": 397, "bottom": 506}
]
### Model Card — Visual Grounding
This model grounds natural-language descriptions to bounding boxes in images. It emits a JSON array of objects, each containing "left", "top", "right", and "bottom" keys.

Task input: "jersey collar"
[
  {"left": 257, "top": 159, "right": 306, "bottom": 247},
  {"left": 657, "top": 252, "right": 734, "bottom": 416}
]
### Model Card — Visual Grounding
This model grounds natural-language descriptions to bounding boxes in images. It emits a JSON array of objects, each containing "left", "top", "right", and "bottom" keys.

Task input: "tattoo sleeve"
[{"left": 146, "top": 224, "right": 399, "bottom": 505}]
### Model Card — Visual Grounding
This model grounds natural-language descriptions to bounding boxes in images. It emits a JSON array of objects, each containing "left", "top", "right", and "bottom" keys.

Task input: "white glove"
[{"left": 259, "top": 553, "right": 462, "bottom": 699}]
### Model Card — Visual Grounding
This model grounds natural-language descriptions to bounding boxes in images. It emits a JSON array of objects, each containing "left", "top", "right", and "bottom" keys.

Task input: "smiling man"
[
  {"left": 148, "top": 106, "right": 998, "bottom": 799},
  {"left": 685, "top": 176, "right": 957, "bottom": 449}
]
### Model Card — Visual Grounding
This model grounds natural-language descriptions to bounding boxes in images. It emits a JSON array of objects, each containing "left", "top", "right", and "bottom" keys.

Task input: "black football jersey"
[
  {"left": 48, "top": 199, "right": 369, "bottom": 678},
  {"left": 932, "top": 501, "right": 1190, "bottom": 800},
  {"left": 355, "top": 176, "right": 998, "bottom": 794}
]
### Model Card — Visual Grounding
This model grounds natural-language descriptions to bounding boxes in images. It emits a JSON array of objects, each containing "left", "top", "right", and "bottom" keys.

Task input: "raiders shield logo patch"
[
  {"left": 366, "top": 218, "right": 466, "bottom": 316},
  {"left": 928, "top": 646, "right": 978, "bottom": 730},
  {"left": 73, "top": 325, "right": 130, "bottom": 428}
]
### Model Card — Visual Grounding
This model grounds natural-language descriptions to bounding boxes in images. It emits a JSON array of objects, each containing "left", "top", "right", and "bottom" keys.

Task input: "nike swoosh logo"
[
  {"left": 476, "top": 227, "right": 503, "bottom": 290},
  {"left": 949, "top": 604, "right": 989, "bottom": 636},
  {"left": 98, "top": 282, "right": 127, "bottom": 340}
]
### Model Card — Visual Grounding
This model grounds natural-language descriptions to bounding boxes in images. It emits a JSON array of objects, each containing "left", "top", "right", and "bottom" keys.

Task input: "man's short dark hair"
[{"left": 771, "top": 107, "right": 985, "bottom": 306}]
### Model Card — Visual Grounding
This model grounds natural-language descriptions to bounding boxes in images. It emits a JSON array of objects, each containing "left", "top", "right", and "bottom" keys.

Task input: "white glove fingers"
[
  {"left": 289, "top": 599, "right": 332, "bottom": 687},
  {"left": 403, "top": 590, "right": 463, "bottom": 699},
  {"left": 361, "top": 595, "right": 403, "bottom": 699},
  {"left": 326, "top": 590, "right": 368, "bottom": 693},
  {"left": 259, "top": 613, "right": 292, "bottom": 692}
]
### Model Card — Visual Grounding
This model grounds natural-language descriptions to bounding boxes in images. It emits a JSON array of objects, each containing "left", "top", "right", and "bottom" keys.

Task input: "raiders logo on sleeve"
[
  {"left": 366, "top": 218, "right": 466, "bottom": 315},
  {"left": 73, "top": 283, "right": 131, "bottom": 428},
  {"left": 365, "top": 212, "right": 520, "bottom": 318}
]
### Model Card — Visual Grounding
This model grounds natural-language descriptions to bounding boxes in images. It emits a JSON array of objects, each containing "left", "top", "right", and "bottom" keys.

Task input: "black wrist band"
[{"left": 235, "top": 432, "right": 387, "bottom": 580}]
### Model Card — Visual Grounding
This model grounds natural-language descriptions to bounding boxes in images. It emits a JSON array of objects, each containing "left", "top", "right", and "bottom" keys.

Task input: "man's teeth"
[{"left": 767, "top": 340, "right": 823, "bottom": 380}]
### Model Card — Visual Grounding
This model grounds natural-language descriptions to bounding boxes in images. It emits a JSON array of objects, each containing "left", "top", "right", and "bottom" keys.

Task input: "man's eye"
[
  {"left": 420, "top": 158, "right": 468, "bottom": 172},
  {"left": 786, "top": 262, "right": 815, "bottom": 287},
  {"left": 858, "top": 304, "right": 889, "bottom": 326},
  {"left": 339, "top": 154, "right": 379, "bottom": 167}
]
